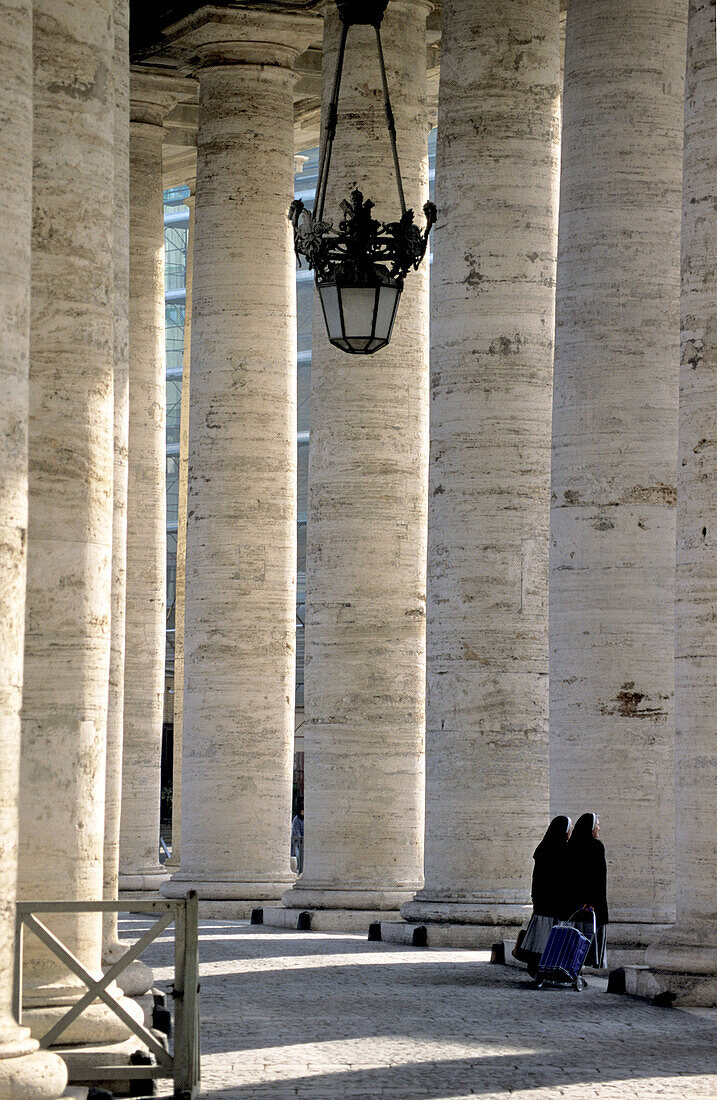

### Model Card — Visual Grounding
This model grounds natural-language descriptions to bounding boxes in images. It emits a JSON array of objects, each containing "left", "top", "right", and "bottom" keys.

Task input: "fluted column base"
[
  {"left": 284, "top": 885, "right": 417, "bottom": 912},
  {"left": 644, "top": 925, "right": 717, "bottom": 1006},
  {"left": 101, "top": 940, "right": 153, "bottom": 998},
  {"left": 21, "top": 984, "right": 144, "bottom": 1047},
  {"left": 161, "top": 875, "right": 293, "bottom": 903},
  {"left": 401, "top": 893, "right": 530, "bottom": 931},
  {"left": 602, "top": 920, "right": 673, "bottom": 952},
  {"left": 118, "top": 866, "right": 168, "bottom": 892},
  {"left": 0, "top": 1031, "right": 66, "bottom": 1100}
]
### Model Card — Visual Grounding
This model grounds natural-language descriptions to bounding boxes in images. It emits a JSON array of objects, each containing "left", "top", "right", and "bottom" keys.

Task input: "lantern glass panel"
[
  {"left": 319, "top": 283, "right": 342, "bottom": 342},
  {"left": 374, "top": 285, "right": 400, "bottom": 344},
  {"left": 318, "top": 280, "right": 403, "bottom": 354},
  {"left": 339, "top": 287, "right": 379, "bottom": 348}
]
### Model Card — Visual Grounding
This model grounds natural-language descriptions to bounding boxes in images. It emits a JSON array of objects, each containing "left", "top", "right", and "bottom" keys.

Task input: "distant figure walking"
[
  {"left": 291, "top": 805, "right": 304, "bottom": 874},
  {"left": 517, "top": 815, "right": 572, "bottom": 973},
  {"left": 566, "top": 812, "right": 608, "bottom": 967}
]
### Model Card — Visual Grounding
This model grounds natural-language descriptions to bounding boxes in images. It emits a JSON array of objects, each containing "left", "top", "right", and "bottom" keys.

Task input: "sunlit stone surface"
[
  {"left": 646, "top": 0, "right": 717, "bottom": 1005},
  {"left": 403, "top": 0, "right": 560, "bottom": 935},
  {"left": 162, "top": 9, "right": 319, "bottom": 906},
  {"left": 0, "top": 0, "right": 67, "bottom": 1093},
  {"left": 119, "top": 72, "right": 184, "bottom": 892},
  {"left": 550, "top": 0, "right": 687, "bottom": 947},
  {"left": 286, "top": 0, "right": 430, "bottom": 917},
  {"left": 19, "top": 0, "right": 136, "bottom": 1045}
]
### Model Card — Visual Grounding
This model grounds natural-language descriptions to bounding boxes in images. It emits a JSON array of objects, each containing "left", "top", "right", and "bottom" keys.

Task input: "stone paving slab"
[{"left": 121, "top": 917, "right": 717, "bottom": 1100}]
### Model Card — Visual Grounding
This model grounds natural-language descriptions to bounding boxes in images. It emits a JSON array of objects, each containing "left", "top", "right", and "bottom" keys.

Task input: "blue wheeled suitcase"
[{"left": 535, "top": 907, "right": 596, "bottom": 991}]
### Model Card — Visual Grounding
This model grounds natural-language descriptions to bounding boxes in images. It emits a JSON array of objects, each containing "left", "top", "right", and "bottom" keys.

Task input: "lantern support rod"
[
  {"left": 315, "top": 3, "right": 408, "bottom": 224},
  {"left": 374, "top": 24, "right": 406, "bottom": 216},
  {"left": 315, "top": 19, "right": 349, "bottom": 223}
]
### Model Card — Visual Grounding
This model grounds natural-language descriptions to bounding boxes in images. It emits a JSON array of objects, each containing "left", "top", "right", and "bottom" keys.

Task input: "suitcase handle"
[{"left": 567, "top": 905, "right": 597, "bottom": 936}]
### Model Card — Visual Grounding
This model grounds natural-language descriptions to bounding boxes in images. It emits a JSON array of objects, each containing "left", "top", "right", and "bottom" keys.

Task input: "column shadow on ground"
[
  {"left": 131, "top": 921, "right": 717, "bottom": 1099},
  {"left": 200, "top": 1048, "right": 717, "bottom": 1100}
]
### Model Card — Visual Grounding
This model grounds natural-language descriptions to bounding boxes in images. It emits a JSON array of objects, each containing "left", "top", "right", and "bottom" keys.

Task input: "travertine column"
[
  {"left": 19, "top": 0, "right": 138, "bottom": 1043},
  {"left": 550, "top": 0, "right": 686, "bottom": 946},
  {"left": 104, "top": 0, "right": 130, "bottom": 945},
  {"left": 102, "top": 4, "right": 153, "bottom": 997},
  {"left": 119, "top": 73, "right": 181, "bottom": 891},
  {"left": 165, "top": 194, "right": 194, "bottom": 872},
  {"left": 646, "top": 0, "right": 717, "bottom": 1004},
  {"left": 402, "top": 0, "right": 560, "bottom": 936},
  {"left": 0, "top": 0, "right": 67, "bottom": 1093},
  {"left": 162, "top": 8, "right": 319, "bottom": 906},
  {"left": 286, "top": 0, "right": 430, "bottom": 915}
]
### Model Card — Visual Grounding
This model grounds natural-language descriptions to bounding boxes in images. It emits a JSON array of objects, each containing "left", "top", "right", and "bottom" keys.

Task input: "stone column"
[
  {"left": 646, "top": 0, "right": 717, "bottom": 1004},
  {"left": 549, "top": 0, "right": 686, "bottom": 948},
  {"left": 19, "top": 0, "right": 139, "bottom": 1043},
  {"left": 285, "top": 0, "right": 430, "bottom": 917},
  {"left": 165, "top": 193, "right": 194, "bottom": 873},
  {"left": 119, "top": 72, "right": 182, "bottom": 891},
  {"left": 0, "top": 0, "right": 68, "bottom": 1094},
  {"left": 401, "top": 0, "right": 560, "bottom": 938},
  {"left": 162, "top": 8, "right": 319, "bottom": 909},
  {"left": 103, "top": 0, "right": 130, "bottom": 946},
  {"left": 102, "top": 3, "right": 153, "bottom": 997}
]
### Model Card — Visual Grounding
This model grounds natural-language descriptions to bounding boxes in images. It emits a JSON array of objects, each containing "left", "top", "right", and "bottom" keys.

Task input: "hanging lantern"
[{"left": 289, "top": 0, "right": 436, "bottom": 356}]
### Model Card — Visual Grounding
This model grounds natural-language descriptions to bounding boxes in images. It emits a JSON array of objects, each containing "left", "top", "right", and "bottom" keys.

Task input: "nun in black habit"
[
  {"left": 516, "top": 815, "right": 572, "bottom": 973},
  {"left": 565, "top": 811, "right": 609, "bottom": 968}
]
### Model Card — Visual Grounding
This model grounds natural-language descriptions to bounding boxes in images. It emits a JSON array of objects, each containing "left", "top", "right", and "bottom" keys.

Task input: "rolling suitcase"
[{"left": 535, "top": 907, "right": 596, "bottom": 990}]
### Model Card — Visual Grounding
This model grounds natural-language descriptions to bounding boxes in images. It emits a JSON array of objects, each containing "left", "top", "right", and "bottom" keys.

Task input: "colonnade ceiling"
[{"left": 129, "top": 0, "right": 444, "bottom": 187}]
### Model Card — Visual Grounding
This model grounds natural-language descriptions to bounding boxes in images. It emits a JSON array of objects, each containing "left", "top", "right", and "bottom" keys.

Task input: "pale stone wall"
[
  {"left": 403, "top": 0, "right": 560, "bottom": 932},
  {"left": 163, "top": 9, "right": 318, "bottom": 903},
  {"left": 18, "top": 0, "right": 133, "bottom": 1043},
  {"left": 286, "top": 0, "right": 430, "bottom": 914},
  {"left": 550, "top": 0, "right": 686, "bottom": 942},
  {"left": 0, "top": 0, "right": 33, "bottom": 1030},
  {"left": 102, "top": 6, "right": 154, "bottom": 998},
  {"left": 119, "top": 76, "right": 176, "bottom": 890},
  {"left": 104, "top": 0, "right": 130, "bottom": 947},
  {"left": 166, "top": 195, "right": 194, "bottom": 872},
  {"left": 646, "top": 0, "right": 717, "bottom": 1004},
  {"left": 0, "top": 0, "right": 67, "bottom": 1093}
]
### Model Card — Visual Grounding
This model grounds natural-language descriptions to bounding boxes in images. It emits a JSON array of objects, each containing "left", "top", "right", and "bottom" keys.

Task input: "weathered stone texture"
[
  {"left": 163, "top": 10, "right": 318, "bottom": 902},
  {"left": 119, "top": 75, "right": 176, "bottom": 891},
  {"left": 19, "top": 0, "right": 128, "bottom": 1043},
  {"left": 403, "top": 0, "right": 560, "bottom": 928},
  {"left": 104, "top": 0, "right": 130, "bottom": 949},
  {"left": 646, "top": 0, "right": 717, "bottom": 1003},
  {"left": 0, "top": 0, "right": 67, "bottom": 1093},
  {"left": 550, "top": 0, "right": 686, "bottom": 938},
  {"left": 285, "top": 0, "right": 430, "bottom": 915},
  {"left": 0, "top": 0, "right": 33, "bottom": 1031}
]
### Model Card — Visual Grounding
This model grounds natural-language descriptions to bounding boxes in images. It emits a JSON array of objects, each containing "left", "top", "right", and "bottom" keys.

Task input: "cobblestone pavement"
[{"left": 124, "top": 917, "right": 717, "bottom": 1100}]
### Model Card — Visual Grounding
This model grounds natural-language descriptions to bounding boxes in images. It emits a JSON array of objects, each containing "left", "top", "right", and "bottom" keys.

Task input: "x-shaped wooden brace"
[{"left": 22, "top": 911, "right": 174, "bottom": 1065}]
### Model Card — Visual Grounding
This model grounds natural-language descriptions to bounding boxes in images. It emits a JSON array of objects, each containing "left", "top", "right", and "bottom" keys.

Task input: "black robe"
[
  {"left": 566, "top": 834, "right": 609, "bottom": 923},
  {"left": 566, "top": 814, "right": 609, "bottom": 967},
  {"left": 531, "top": 816, "right": 571, "bottom": 920}
]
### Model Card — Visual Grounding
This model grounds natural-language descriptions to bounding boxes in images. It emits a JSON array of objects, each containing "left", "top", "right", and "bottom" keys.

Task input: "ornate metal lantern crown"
[{"left": 288, "top": 0, "right": 437, "bottom": 355}]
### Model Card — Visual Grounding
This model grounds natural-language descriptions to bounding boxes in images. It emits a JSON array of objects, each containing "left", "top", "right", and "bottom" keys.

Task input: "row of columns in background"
[
  {"left": 0, "top": 3, "right": 715, "bottom": 1096},
  {"left": 157, "top": 0, "right": 717, "bottom": 1002}
]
